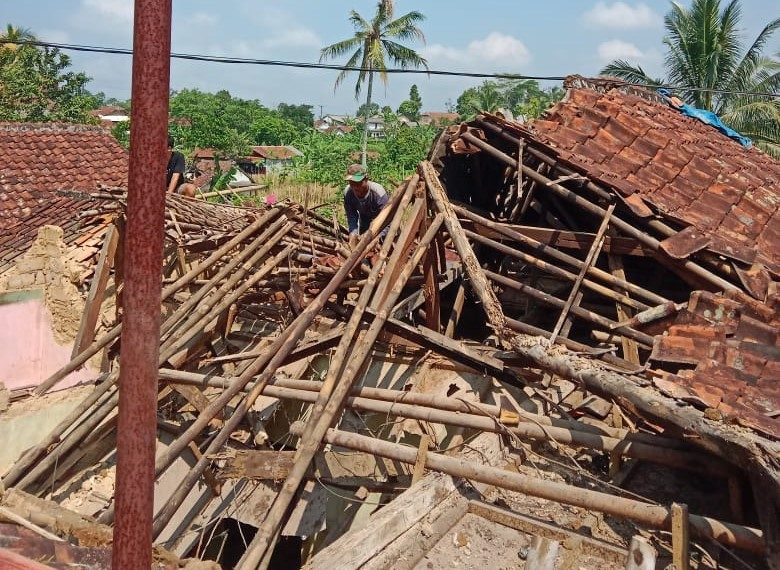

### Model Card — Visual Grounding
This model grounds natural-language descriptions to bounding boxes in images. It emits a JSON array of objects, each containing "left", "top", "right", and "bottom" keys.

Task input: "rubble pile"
[{"left": 0, "top": 78, "right": 778, "bottom": 569}]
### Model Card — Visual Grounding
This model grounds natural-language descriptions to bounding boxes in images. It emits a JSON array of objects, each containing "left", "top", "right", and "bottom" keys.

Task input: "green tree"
[
  {"left": 456, "top": 81, "right": 503, "bottom": 118},
  {"left": 276, "top": 103, "right": 314, "bottom": 131},
  {"left": 356, "top": 102, "right": 380, "bottom": 118},
  {"left": 397, "top": 83, "right": 422, "bottom": 120},
  {"left": 602, "top": 0, "right": 780, "bottom": 156},
  {"left": 320, "top": 1, "right": 428, "bottom": 166},
  {"left": 0, "top": 32, "right": 96, "bottom": 123}
]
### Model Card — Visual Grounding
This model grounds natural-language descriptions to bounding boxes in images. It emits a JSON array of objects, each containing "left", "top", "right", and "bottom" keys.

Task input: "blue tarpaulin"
[{"left": 658, "top": 88, "right": 752, "bottom": 148}]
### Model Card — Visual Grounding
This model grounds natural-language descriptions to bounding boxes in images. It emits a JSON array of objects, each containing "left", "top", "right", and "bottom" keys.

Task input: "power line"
[{"left": 5, "top": 39, "right": 780, "bottom": 99}]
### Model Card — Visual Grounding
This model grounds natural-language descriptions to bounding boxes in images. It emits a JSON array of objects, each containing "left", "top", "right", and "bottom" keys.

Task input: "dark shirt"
[
  {"left": 166, "top": 151, "right": 186, "bottom": 190},
  {"left": 344, "top": 181, "right": 389, "bottom": 235}
]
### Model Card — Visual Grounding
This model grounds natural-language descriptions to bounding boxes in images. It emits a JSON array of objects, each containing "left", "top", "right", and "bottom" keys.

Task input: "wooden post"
[
  {"left": 608, "top": 252, "right": 641, "bottom": 364},
  {"left": 444, "top": 281, "right": 466, "bottom": 338},
  {"left": 672, "top": 503, "right": 690, "bottom": 570}
]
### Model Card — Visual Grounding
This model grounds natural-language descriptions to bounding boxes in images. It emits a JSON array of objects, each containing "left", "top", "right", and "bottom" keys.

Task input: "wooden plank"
[
  {"left": 412, "top": 434, "right": 431, "bottom": 485},
  {"left": 307, "top": 473, "right": 459, "bottom": 570},
  {"left": 72, "top": 225, "right": 118, "bottom": 358},
  {"left": 672, "top": 503, "right": 690, "bottom": 570}
]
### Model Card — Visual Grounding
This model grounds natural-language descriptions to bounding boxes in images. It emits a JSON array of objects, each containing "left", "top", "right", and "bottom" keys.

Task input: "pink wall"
[{"left": 0, "top": 294, "right": 98, "bottom": 391}]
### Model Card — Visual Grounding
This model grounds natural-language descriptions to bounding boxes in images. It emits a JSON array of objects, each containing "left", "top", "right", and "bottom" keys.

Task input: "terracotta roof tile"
[
  {"left": 525, "top": 87, "right": 780, "bottom": 273},
  {"left": 0, "top": 122, "right": 128, "bottom": 232}
]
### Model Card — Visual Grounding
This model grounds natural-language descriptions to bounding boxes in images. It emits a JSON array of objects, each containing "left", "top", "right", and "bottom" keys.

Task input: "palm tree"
[
  {"left": 0, "top": 25, "right": 36, "bottom": 60},
  {"left": 320, "top": 2, "right": 428, "bottom": 166},
  {"left": 602, "top": 0, "right": 780, "bottom": 156}
]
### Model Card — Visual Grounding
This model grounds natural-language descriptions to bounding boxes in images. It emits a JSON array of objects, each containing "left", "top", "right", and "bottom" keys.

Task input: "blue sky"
[{"left": 5, "top": 1, "right": 779, "bottom": 115}]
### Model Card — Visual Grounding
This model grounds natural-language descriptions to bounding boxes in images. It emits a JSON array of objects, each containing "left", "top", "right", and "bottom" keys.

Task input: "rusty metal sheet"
[{"left": 659, "top": 226, "right": 711, "bottom": 259}]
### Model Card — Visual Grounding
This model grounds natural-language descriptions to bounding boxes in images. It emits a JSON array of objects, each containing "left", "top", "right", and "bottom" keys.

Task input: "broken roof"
[
  {"left": 0, "top": 122, "right": 128, "bottom": 231},
  {"left": 520, "top": 78, "right": 780, "bottom": 274}
]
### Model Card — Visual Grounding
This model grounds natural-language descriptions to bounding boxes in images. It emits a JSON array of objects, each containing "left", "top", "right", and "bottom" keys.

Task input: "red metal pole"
[{"left": 112, "top": 1, "right": 171, "bottom": 568}]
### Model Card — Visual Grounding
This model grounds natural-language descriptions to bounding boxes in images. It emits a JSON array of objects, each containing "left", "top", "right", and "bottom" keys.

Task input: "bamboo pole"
[
  {"left": 159, "top": 368, "right": 691, "bottom": 450},
  {"left": 158, "top": 370, "right": 731, "bottom": 477},
  {"left": 290, "top": 424, "right": 764, "bottom": 554},
  {"left": 125, "top": 181, "right": 409, "bottom": 533},
  {"left": 458, "top": 132, "right": 738, "bottom": 292},
  {"left": 237, "top": 215, "right": 445, "bottom": 569},
  {"left": 421, "top": 161, "right": 506, "bottom": 331},
  {"left": 454, "top": 204, "right": 667, "bottom": 308}
]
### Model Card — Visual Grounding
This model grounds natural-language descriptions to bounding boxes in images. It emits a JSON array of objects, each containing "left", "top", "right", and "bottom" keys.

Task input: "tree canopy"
[
  {"left": 0, "top": 24, "right": 96, "bottom": 123},
  {"left": 455, "top": 80, "right": 563, "bottom": 120},
  {"left": 397, "top": 84, "right": 422, "bottom": 120},
  {"left": 602, "top": 0, "right": 780, "bottom": 156}
]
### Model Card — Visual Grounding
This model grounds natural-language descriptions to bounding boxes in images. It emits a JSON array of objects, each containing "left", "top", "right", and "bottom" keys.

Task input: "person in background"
[
  {"left": 166, "top": 135, "right": 198, "bottom": 198},
  {"left": 343, "top": 163, "right": 388, "bottom": 249}
]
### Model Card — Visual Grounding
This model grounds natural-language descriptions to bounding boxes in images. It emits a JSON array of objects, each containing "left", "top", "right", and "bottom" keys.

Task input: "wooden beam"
[
  {"left": 422, "top": 161, "right": 505, "bottom": 331},
  {"left": 72, "top": 225, "right": 118, "bottom": 358}
]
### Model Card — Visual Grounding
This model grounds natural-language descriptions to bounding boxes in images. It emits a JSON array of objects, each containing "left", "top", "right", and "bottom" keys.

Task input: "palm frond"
[
  {"left": 382, "top": 39, "right": 428, "bottom": 70},
  {"left": 384, "top": 12, "right": 427, "bottom": 43},
  {"left": 600, "top": 61, "right": 660, "bottom": 86},
  {"left": 320, "top": 36, "right": 363, "bottom": 62}
]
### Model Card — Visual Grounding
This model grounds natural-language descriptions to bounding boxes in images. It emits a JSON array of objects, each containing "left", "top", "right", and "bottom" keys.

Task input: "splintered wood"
[{"left": 1, "top": 130, "right": 776, "bottom": 570}]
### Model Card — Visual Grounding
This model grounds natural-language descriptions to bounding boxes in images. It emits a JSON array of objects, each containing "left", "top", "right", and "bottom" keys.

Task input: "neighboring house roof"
[
  {"left": 421, "top": 112, "right": 459, "bottom": 125},
  {"left": 189, "top": 159, "right": 237, "bottom": 189},
  {"left": 192, "top": 148, "right": 218, "bottom": 160},
  {"left": 0, "top": 122, "right": 129, "bottom": 231},
  {"left": 522, "top": 85, "right": 780, "bottom": 274},
  {"left": 250, "top": 145, "right": 303, "bottom": 160}
]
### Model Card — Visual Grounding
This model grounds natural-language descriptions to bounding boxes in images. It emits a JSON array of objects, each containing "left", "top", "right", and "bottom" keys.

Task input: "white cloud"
[
  {"left": 82, "top": 0, "right": 133, "bottom": 24},
  {"left": 260, "top": 28, "right": 320, "bottom": 50},
  {"left": 584, "top": 2, "right": 659, "bottom": 29},
  {"left": 597, "top": 39, "right": 645, "bottom": 62},
  {"left": 423, "top": 32, "right": 531, "bottom": 68},
  {"left": 188, "top": 13, "right": 217, "bottom": 27}
]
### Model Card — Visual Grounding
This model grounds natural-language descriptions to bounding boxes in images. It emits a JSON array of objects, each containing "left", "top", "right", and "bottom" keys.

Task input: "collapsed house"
[{"left": 0, "top": 76, "right": 778, "bottom": 570}]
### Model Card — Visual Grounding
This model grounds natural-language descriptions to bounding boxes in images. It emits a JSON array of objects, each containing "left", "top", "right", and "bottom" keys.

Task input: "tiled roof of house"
[
  {"left": 0, "top": 122, "right": 128, "bottom": 231},
  {"left": 523, "top": 87, "right": 780, "bottom": 274},
  {"left": 250, "top": 145, "right": 303, "bottom": 160}
]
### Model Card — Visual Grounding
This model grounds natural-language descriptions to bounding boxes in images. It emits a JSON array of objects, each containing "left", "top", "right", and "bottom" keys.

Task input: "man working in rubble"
[
  {"left": 166, "top": 135, "right": 198, "bottom": 198},
  {"left": 343, "top": 163, "right": 389, "bottom": 249}
]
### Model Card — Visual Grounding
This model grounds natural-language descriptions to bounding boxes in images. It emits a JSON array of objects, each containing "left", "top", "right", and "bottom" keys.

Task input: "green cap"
[{"left": 345, "top": 163, "right": 367, "bottom": 182}]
